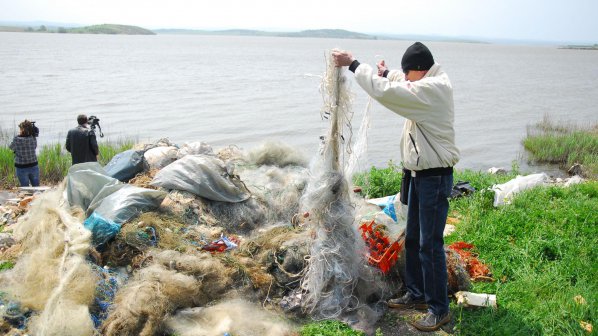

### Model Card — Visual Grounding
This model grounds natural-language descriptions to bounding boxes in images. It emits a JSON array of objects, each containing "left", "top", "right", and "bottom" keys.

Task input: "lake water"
[{"left": 1, "top": 32, "right": 597, "bottom": 174}]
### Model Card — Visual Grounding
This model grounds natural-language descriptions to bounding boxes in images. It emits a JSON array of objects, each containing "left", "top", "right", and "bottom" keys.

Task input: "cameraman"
[
  {"left": 9, "top": 120, "right": 40, "bottom": 187},
  {"left": 65, "top": 114, "right": 99, "bottom": 165}
]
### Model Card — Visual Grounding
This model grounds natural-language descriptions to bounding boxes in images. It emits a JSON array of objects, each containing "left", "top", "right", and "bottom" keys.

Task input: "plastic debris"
[
  {"left": 567, "top": 163, "right": 583, "bottom": 176},
  {"left": 574, "top": 295, "right": 587, "bottom": 305},
  {"left": 450, "top": 181, "right": 475, "bottom": 199},
  {"left": 359, "top": 220, "right": 404, "bottom": 273},
  {"left": 564, "top": 175, "right": 583, "bottom": 187},
  {"left": 151, "top": 155, "right": 250, "bottom": 203},
  {"left": 201, "top": 234, "right": 239, "bottom": 253},
  {"left": 144, "top": 146, "right": 179, "bottom": 170},
  {"left": 448, "top": 241, "right": 492, "bottom": 281},
  {"left": 491, "top": 173, "right": 548, "bottom": 207},
  {"left": 455, "top": 291, "right": 497, "bottom": 308},
  {"left": 580, "top": 321, "right": 593, "bottom": 333},
  {"left": 487, "top": 167, "right": 507, "bottom": 174},
  {"left": 443, "top": 224, "right": 456, "bottom": 237}
]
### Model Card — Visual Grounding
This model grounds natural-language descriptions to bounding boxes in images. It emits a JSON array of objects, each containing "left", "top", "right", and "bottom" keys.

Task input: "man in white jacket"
[{"left": 333, "top": 42, "right": 459, "bottom": 332}]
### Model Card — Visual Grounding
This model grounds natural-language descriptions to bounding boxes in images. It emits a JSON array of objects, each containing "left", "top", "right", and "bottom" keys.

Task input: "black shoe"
[
  {"left": 411, "top": 311, "right": 451, "bottom": 332},
  {"left": 387, "top": 292, "right": 428, "bottom": 310}
]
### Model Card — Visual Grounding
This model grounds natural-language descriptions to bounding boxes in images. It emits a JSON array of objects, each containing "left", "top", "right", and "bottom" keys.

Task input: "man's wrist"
[{"left": 349, "top": 59, "right": 360, "bottom": 73}]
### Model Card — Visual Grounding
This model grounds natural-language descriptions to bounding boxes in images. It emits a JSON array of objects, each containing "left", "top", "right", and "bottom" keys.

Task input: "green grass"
[
  {"left": 0, "top": 147, "right": 18, "bottom": 187},
  {"left": 353, "top": 160, "right": 404, "bottom": 198},
  {"left": 300, "top": 320, "right": 365, "bottom": 336},
  {"left": 523, "top": 115, "right": 598, "bottom": 178},
  {"left": 38, "top": 143, "right": 72, "bottom": 184},
  {"left": 0, "top": 261, "right": 15, "bottom": 271},
  {"left": 353, "top": 165, "right": 597, "bottom": 335},
  {"left": 449, "top": 176, "right": 597, "bottom": 335},
  {"left": 98, "top": 138, "right": 136, "bottom": 165},
  {"left": 0, "top": 138, "right": 135, "bottom": 188}
]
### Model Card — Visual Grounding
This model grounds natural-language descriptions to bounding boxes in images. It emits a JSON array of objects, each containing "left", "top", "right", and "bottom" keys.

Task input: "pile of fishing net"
[
  {"left": 0, "top": 187, "right": 97, "bottom": 336},
  {"left": 0, "top": 51, "right": 422, "bottom": 335}
]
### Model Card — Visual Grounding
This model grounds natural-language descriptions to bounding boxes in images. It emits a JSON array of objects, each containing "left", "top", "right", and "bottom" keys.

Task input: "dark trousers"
[
  {"left": 404, "top": 173, "right": 452, "bottom": 316},
  {"left": 16, "top": 165, "right": 40, "bottom": 187}
]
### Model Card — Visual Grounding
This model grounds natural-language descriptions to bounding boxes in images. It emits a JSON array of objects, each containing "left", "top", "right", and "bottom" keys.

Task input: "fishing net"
[
  {"left": 165, "top": 299, "right": 296, "bottom": 336},
  {"left": 101, "top": 250, "right": 231, "bottom": 336},
  {"left": 1, "top": 187, "right": 97, "bottom": 336},
  {"left": 234, "top": 226, "right": 311, "bottom": 298},
  {"left": 299, "top": 52, "right": 388, "bottom": 326},
  {"left": 152, "top": 139, "right": 311, "bottom": 237},
  {"left": 246, "top": 140, "right": 308, "bottom": 168}
]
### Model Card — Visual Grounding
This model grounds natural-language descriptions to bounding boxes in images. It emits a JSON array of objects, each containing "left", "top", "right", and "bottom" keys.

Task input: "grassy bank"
[
  {"left": 448, "top": 170, "right": 596, "bottom": 335},
  {"left": 523, "top": 116, "right": 598, "bottom": 178},
  {"left": 347, "top": 166, "right": 597, "bottom": 335},
  {"left": 0, "top": 139, "right": 134, "bottom": 188}
]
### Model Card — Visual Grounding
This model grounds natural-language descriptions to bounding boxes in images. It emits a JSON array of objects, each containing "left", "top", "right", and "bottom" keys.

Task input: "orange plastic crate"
[{"left": 359, "top": 220, "right": 405, "bottom": 273}]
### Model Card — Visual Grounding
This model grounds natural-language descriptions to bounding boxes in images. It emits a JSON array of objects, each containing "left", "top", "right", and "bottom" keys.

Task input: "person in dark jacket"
[
  {"left": 9, "top": 120, "right": 40, "bottom": 187},
  {"left": 65, "top": 114, "right": 99, "bottom": 165}
]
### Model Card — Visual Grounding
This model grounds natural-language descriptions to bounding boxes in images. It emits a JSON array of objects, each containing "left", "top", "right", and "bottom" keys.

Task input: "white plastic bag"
[
  {"left": 491, "top": 173, "right": 548, "bottom": 207},
  {"left": 144, "top": 146, "right": 178, "bottom": 169},
  {"left": 151, "top": 155, "right": 250, "bottom": 203},
  {"left": 176, "top": 141, "right": 214, "bottom": 159}
]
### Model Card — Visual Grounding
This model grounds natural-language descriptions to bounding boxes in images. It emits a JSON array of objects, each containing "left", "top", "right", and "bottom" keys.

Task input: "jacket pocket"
[{"left": 408, "top": 132, "right": 420, "bottom": 167}]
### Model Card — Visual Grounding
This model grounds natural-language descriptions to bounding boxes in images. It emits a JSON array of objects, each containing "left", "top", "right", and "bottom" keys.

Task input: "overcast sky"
[{"left": 1, "top": 0, "right": 597, "bottom": 43}]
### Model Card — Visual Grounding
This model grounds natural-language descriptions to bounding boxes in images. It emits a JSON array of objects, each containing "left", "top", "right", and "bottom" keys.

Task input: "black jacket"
[{"left": 65, "top": 125, "right": 99, "bottom": 164}]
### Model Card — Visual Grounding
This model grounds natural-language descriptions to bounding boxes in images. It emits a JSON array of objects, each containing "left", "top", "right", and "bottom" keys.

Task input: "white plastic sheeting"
[
  {"left": 491, "top": 173, "right": 549, "bottom": 207},
  {"left": 144, "top": 146, "right": 179, "bottom": 170},
  {"left": 177, "top": 141, "right": 214, "bottom": 159},
  {"left": 151, "top": 155, "right": 250, "bottom": 203}
]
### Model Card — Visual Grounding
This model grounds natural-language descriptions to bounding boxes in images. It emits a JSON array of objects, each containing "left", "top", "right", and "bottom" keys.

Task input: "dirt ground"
[{"left": 372, "top": 307, "right": 455, "bottom": 336}]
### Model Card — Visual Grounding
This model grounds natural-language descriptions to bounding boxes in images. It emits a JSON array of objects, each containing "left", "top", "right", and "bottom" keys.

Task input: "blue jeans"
[
  {"left": 404, "top": 173, "right": 453, "bottom": 316},
  {"left": 16, "top": 165, "right": 40, "bottom": 187}
]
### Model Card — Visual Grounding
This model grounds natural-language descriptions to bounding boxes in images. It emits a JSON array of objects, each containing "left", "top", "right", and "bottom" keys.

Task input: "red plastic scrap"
[
  {"left": 359, "top": 220, "right": 405, "bottom": 273},
  {"left": 448, "top": 241, "right": 491, "bottom": 280},
  {"left": 201, "top": 235, "right": 240, "bottom": 253}
]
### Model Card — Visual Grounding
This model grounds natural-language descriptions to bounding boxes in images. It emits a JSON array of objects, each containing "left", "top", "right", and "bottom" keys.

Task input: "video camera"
[
  {"left": 30, "top": 121, "right": 39, "bottom": 137},
  {"left": 87, "top": 115, "right": 104, "bottom": 137}
]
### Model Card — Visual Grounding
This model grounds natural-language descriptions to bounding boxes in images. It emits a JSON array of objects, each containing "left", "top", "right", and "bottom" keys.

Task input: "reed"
[
  {"left": 523, "top": 115, "right": 598, "bottom": 178},
  {"left": 0, "top": 147, "right": 18, "bottom": 187},
  {"left": 98, "top": 138, "right": 136, "bottom": 165},
  {"left": 0, "top": 138, "right": 134, "bottom": 188}
]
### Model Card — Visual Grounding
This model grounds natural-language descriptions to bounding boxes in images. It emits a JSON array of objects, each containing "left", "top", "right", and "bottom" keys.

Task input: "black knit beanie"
[{"left": 401, "top": 42, "right": 434, "bottom": 71}]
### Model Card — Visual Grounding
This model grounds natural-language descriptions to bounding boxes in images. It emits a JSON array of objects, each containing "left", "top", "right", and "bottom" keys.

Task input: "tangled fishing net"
[
  {"left": 0, "top": 186, "right": 97, "bottom": 336},
  {"left": 299, "top": 52, "right": 388, "bottom": 327},
  {"left": 101, "top": 249, "right": 231, "bottom": 336},
  {"left": 165, "top": 299, "right": 296, "bottom": 336}
]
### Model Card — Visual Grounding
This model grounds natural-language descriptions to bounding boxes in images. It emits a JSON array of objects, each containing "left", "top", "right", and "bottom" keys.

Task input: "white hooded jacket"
[{"left": 353, "top": 62, "right": 460, "bottom": 171}]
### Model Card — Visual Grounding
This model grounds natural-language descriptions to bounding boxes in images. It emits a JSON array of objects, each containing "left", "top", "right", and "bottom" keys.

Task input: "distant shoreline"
[
  {"left": 559, "top": 44, "right": 598, "bottom": 50},
  {"left": 0, "top": 24, "right": 154, "bottom": 35},
  {"left": 0, "top": 24, "right": 486, "bottom": 43}
]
